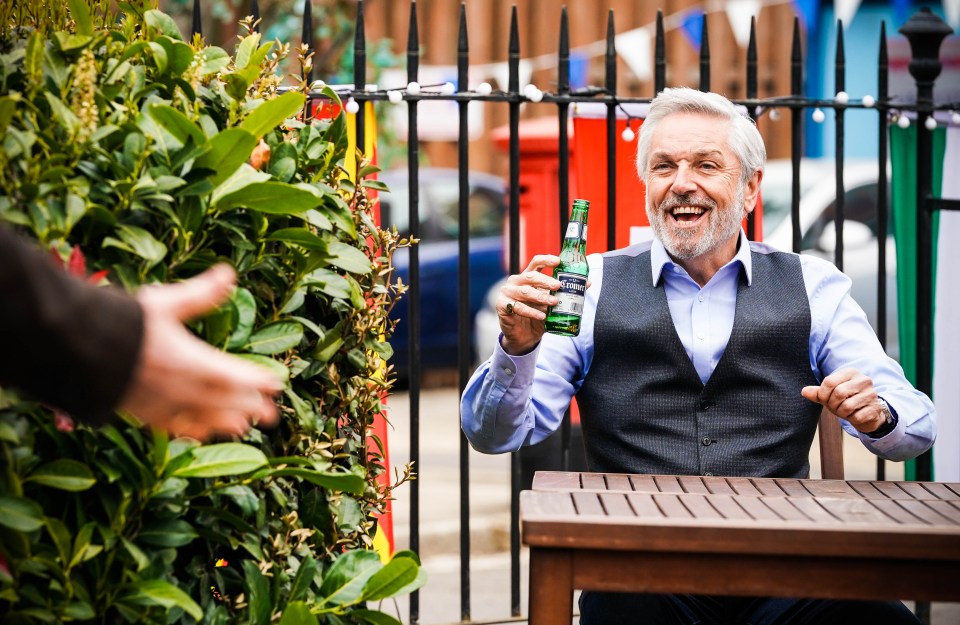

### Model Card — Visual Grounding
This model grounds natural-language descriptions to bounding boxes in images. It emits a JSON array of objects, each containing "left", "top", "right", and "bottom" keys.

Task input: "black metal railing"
[{"left": 187, "top": 1, "right": 959, "bottom": 623}]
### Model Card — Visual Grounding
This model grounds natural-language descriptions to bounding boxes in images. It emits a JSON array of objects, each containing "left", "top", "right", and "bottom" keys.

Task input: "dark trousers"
[{"left": 579, "top": 592, "right": 921, "bottom": 625}]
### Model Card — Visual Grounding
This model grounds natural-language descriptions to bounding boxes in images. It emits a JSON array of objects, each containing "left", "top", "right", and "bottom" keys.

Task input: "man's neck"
[{"left": 673, "top": 234, "right": 741, "bottom": 287}]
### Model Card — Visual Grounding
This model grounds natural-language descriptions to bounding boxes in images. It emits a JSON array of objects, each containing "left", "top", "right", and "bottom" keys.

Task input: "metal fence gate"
[{"left": 188, "top": 1, "right": 959, "bottom": 623}]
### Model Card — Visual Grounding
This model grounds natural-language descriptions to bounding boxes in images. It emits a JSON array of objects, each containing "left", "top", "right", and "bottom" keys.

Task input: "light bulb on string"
[
  {"left": 621, "top": 127, "right": 636, "bottom": 142},
  {"left": 812, "top": 108, "right": 825, "bottom": 123},
  {"left": 406, "top": 81, "right": 421, "bottom": 96}
]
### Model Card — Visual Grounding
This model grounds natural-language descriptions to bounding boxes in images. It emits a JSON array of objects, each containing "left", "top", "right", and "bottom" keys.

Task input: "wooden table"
[{"left": 521, "top": 471, "right": 960, "bottom": 625}]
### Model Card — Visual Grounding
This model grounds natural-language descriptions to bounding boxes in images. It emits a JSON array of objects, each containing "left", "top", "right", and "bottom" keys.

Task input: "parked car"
[
  {"left": 473, "top": 158, "right": 897, "bottom": 365},
  {"left": 380, "top": 168, "right": 508, "bottom": 383}
]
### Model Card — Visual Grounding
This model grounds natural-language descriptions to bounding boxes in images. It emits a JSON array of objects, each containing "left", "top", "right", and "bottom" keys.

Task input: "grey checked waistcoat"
[{"left": 576, "top": 245, "right": 822, "bottom": 478}]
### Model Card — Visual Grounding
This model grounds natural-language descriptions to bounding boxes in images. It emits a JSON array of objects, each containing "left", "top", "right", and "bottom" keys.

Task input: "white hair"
[{"left": 636, "top": 87, "right": 766, "bottom": 185}]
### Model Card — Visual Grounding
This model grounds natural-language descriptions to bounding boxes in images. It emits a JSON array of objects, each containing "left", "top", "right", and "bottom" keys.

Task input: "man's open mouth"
[{"left": 671, "top": 206, "right": 707, "bottom": 223}]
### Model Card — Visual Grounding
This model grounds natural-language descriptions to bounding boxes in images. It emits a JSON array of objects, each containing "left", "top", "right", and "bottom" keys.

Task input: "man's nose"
[{"left": 670, "top": 164, "right": 698, "bottom": 194}]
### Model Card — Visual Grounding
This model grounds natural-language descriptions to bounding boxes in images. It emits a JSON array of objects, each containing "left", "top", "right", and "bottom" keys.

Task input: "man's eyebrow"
[{"left": 649, "top": 148, "right": 725, "bottom": 161}]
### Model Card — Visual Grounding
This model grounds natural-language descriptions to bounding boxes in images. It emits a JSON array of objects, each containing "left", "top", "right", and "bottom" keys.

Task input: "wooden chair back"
[{"left": 818, "top": 408, "right": 845, "bottom": 479}]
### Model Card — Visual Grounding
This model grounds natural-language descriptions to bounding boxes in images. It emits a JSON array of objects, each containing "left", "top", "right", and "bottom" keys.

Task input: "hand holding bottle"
[{"left": 496, "top": 255, "right": 562, "bottom": 356}]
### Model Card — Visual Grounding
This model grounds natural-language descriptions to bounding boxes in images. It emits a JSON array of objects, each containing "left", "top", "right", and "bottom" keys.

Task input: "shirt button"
[
  {"left": 698, "top": 294, "right": 705, "bottom": 302},
  {"left": 704, "top": 471, "right": 714, "bottom": 477},
  {"left": 502, "top": 367, "right": 514, "bottom": 376},
  {"left": 697, "top": 334, "right": 704, "bottom": 341},
  {"left": 700, "top": 400, "right": 711, "bottom": 410},
  {"left": 702, "top": 436, "right": 712, "bottom": 446}
]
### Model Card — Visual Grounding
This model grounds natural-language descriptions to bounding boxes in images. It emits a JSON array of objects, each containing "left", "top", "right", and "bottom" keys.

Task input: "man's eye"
[{"left": 700, "top": 162, "right": 718, "bottom": 170}]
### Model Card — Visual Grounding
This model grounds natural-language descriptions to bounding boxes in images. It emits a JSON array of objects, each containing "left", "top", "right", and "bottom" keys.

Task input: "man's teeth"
[{"left": 672, "top": 206, "right": 705, "bottom": 215}]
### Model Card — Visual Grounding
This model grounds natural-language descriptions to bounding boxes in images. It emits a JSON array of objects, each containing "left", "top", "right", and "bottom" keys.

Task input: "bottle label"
[
  {"left": 553, "top": 271, "right": 587, "bottom": 316},
  {"left": 564, "top": 221, "right": 580, "bottom": 239}
]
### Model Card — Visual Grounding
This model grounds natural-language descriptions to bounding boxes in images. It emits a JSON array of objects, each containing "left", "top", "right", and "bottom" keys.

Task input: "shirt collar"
[{"left": 650, "top": 229, "right": 753, "bottom": 286}]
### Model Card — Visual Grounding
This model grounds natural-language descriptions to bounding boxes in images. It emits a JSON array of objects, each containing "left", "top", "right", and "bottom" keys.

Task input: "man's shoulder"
[{"left": 602, "top": 240, "right": 653, "bottom": 259}]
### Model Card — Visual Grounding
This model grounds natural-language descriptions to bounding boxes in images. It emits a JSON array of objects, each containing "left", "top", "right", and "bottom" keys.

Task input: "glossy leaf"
[
  {"left": 198, "top": 47, "right": 231, "bottom": 75},
  {"left": 226, "top": 286, "right": 257, "bottom": 350},
  {"left": 216, "top": 182, "right": 322, "bottom": 215},
  {"left": 241, "top": 92, "right": 306, "bottom": 139},
  {"left": 317, "top": 550, "right": 382, "bottom": 607},
  {"left": 246, "top": 321, "right": 304, "bottom": 355},
  {"left": 350, "top": 610, "right": 403, "bottom": 625},
  {"left": 197, "top": 128, "right": 259, "bottom": 187},
  {"left": 326, "top": 242, "right": 373, "bottom": 274},
  {"left": 0, "top": 496, "right": 44, "bottom": 531},
  {"left": 144, "top": 10, "right": 183, "bottom": 40},
  {"left": 24, "top": 459, "right": 96, "bottom": 491},
  {"left": 173, "top": 443, "right": 269, "bottom": 478},
  {"left": 266, "top": 228, "right": 328, "bottom": 251},
  {"left": 103, "top": 224, "right": 167, "bottom": 266},
  {"left": 237, "top": 353, "right": 290, "bottom": 384},
  {"left": 137, "top": 519, "right": 198, "bottom": 547},
  {"left": 121, "top": 579, "right": 202, "bottom": 620},
  {"left": 146, "top": 104, "right": 204, "bottom": 146},
  {"left": 265, "top": 468, "right": 365, "bottom": 495},
  {"left": 244, "top": 560, "right": 271, "bottom": 625},
  {"left": 288, "top": 556, "right": 318, "bottom": 603},
  {"left": 361, "top": 553, "right": 426, "bottom": 601},
  {"left": 67, "top": 0, "right": 93, "bottom": 35},
  {"left": 279, "top": 602, "right": 318, "bottom": 625}
]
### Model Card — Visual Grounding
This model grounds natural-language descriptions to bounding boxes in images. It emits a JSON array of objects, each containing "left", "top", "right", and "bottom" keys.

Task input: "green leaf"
[
  {"left": 241, "top": 92, "right": 306, "bottom": 139},
  {"left": 67, "top": 0, "right": 93, "bottom": 36},
  {"left": 137, "top": 519, "right": 198, "bottom": 547},
  {"left": 25, "top": 459, "right": 96, "bottom": 491},
  {"left": 216, "top": 182, "right": 322, "bottom": 215},
  {"left": 197, "top": 129, "right": 259, "bottom": 187},
  {"left": 264, "top": 468, "right": 365, "bottom": 494},
  {"left": 360, "top": 555, "right": 425, "bottom": 601},
  {"left": 173, "top": 442, "right": 269, "bottom": 478},
  {"left": 146, "top": 104, "right": 204, "bottom": 146},
  {"left": 63, "top": 601, "right": 96, "bottom": 620},
  {"left": 318, "top": 550, "right": 382, "bottom": 607},
  {"left": 279, "top": 602, "right": 318, "bottom": 625},
  {"left": 144, "top": 9, "right": 183, "bottom": 40},
  {"left": 288, "top": 556, "right": 318, "bottom": 603},
  {"left": 103, "top": 224, "right": 167, "bottom": 267},
  {"left": 304, "top": 268, "right": 352, "bottom": 300},
  {"left": 236, "top": 354, "right": 290, "bottom": 384},
  {"left": 266, "top": 228, "right": 328, "bottom": 251},
  {"left": 226, "top": 287, "right": 257, "bottom": 350},
  {"left": 245, "top": 321, "right": 304, "bottom": 355},
  {"left": 326, "top": 242, "right": 373, "bottom": 274},
  {"left": 235, "top": 33, "right": 262, "bottom": 69},
  {"left": 350, "top": 610, "right": 403, "bottom": 625},
  {"left": 155, "top": 36, "right": 194, "bottom": 74},
  {"left": 44, "top": 93, "right": 79, "bottom": 136},
  {"left": 243, "top": 560, "right": 271, "bottom": 625},
  {"left": 0, "top": 496, "right": 44, "bottom": 531},
  {"left": 121, "top": 579, "right": 202, "bottom": 621},
  {"left": 25, "top": 32, "right": 44, "bottom": 82},
  {"left": 312, "top": 327, "right": 343, "bottom": 363},
  {"left": 122, "top": 537, "right": 150, "bottom": 572},
  {"left": 198, "top": 47, "right": 230, "bottom": 75},
  {"left": 45, "top": 518, "right": 72, "bottom": 564}
]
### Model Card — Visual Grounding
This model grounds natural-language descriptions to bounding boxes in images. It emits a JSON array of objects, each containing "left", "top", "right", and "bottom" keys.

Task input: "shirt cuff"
[{"left": 492, "top": 333, "right": 540, "bottom": 387}]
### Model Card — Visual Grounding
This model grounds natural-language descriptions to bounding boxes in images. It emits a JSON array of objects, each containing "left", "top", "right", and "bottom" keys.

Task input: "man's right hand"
[{"left": 497, "top": 255, "right": 562, "bottom": 356}]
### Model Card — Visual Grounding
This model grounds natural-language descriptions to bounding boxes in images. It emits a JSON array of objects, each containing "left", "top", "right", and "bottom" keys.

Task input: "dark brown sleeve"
[{"left": 0, "top": 226, "right": 144, "bottom": 424}]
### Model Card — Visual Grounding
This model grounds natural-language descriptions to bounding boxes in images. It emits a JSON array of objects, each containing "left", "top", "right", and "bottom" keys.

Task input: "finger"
[
  {"left": 522, "top": 254, "right": 560, "bottom": 274},
  {"left": 499, "top": 298, "right": 547, "bottom": 321},
  {"left": 145, "top": 264, "right": 238, "bottom": 322},
  {"left": 800, "top": 385, "right": 823, "bottom": 404}
]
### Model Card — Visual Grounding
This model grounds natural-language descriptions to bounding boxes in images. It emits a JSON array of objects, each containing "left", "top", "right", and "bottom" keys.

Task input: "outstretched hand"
[
  {"left": 801, "top": 368, "right": 887, "bottom": 434},
  {"left": 119, "top": 264, "right": 283, "bottom": 440}
]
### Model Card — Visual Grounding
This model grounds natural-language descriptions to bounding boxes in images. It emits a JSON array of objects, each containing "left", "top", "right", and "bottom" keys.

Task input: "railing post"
[
  {"left": 899, "top": 8, "right": 952, "bottom": 487},
  {"left": 876, "top": 21, "right": 889, "bottom": 482},
  {"left": 301, "top": 0, "right": 313, "bottom": 84},
  {"left": 833, "top": 20, "right": 846, "bottom": 272},
  {"left": 405, "top": 3, "right": 421, "bottom": 623},
  {"left": 746, "top": 17, "right": 758, "bottom": 240}
]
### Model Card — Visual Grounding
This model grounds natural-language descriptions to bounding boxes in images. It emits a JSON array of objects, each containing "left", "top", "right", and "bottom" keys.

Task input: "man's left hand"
[{"left": 801, "top": 368, "right": 887, "bottom": 434}]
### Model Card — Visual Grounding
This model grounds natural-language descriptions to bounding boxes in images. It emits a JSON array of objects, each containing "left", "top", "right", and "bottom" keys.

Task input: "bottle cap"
[{"left": 573, "top": 199, "right": 590, "bottom": 210}]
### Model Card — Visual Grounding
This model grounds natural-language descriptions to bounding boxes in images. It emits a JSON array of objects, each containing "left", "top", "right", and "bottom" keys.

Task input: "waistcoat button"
[{"left": 701, "top": 436, "right": 712, "bottom": 446}]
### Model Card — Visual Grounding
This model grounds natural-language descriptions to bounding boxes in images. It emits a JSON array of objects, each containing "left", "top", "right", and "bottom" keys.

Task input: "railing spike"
[
  {"left": 407, "top": 1, "right": 419, "bottom": 78},
  {"left": 302, "top": 0, "right": 314, "bottom": 84},
  {"left": 699, "top": 13, "right": 710, "bottom": 92},
  {"left": 559, "top": 6, "right": 570, "bottom": 94},
  {"left": 191, "top": 0, "right": 202, "bottom": 38},
  {"left": 250, "top": 0, "right": 260, "bottom": 32},
  {"left": 655, "top": 10, "right": 665, "bottom": 94},
  {"left": 509, "top": 6, "right": 519, "bottom": 92}
]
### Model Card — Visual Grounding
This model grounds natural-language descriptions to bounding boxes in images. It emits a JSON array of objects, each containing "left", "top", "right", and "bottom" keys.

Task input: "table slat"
[
  {"left": 727, "top": 477, "right": 763, "bottom": 497},
  {"left": 703, "top": 477, "right": 736, "bottom": 495},
  {"left": 626, "top": 493, "right": 664, "bottom": 518},
  {"left": 573, "top": 491, "right": 606, "bottom": 516},
  {"left": 895, "top": 499, "right": 957, "bottom": 526},
  {"left": 708, "top": 494, "right": 754, "bottom": 520},
  {"left": 600, "top": 492, "right": 635, "bottom": 518},
  {"left": 653, "top": 494, "right": 693, "bottom": 519},
  {"left": 630, "top": 474, "right": 659, "bottom": 493},
  {"left": 606, "top": 474, "right": 634, "bottom": 492},
  {"left": 763, "top": 496, "right": 811, "bottom": 522},
  {"left": 678, "top": 476, "right": 711, "bottom": 494},
  {"left": 654, "top": 475, "right": 684, "bottom": 494},
  {"left": 736, "top": 496, "right": 782, "bottom": 521},
  {"left": 817, "top": 498, "right": 894, "bottom": 524}
]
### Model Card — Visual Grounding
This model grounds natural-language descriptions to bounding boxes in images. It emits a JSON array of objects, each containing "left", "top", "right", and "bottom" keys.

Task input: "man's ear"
[{"left": 743, "top": 168, "right": 763, "bottom": 214}]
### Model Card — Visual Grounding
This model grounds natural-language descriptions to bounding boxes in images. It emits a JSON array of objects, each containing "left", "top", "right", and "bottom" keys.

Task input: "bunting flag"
[
  {"left": 890, "top": 123, "right": 953, "bottom": 482},
  {"left": 615, "top": 27, "right": 652, "bottom": 82},
  {"left": 725, "top": 0, "right": 762, "bottom": 48},
  {"left": 680, "top": 10, "right": 705, "bottom": 52},
  {"left": 945, "top": 0, "right": 960, "bottom": 29},
  {"left": 792, "top": 0, "right": 820, "bottom": 34},
  {"left": 933, "top": 125, "right": 960, "bottom": 482},
  {"left": 834, "top": 0, "right": 864, "bottom": 27}
]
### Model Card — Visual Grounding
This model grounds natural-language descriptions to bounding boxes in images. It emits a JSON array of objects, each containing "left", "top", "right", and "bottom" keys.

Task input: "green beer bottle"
[{"left": 545, "top": 199, "right": 589, "bottom": 336}]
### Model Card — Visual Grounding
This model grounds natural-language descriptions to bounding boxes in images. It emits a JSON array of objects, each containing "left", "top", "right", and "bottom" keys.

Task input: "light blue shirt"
[{"left": 461, "top": 233, "right": 936, "bottom": 462}]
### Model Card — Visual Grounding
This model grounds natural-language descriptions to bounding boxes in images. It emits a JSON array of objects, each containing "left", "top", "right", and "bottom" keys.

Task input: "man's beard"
[{"left": 646, "top": 181, "right": 746, "bottom": 261}]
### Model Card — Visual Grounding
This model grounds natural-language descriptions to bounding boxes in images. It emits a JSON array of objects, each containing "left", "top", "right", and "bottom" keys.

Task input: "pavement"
[{"left": 380, "top": 385, "right": 959, "bottom": 625}]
